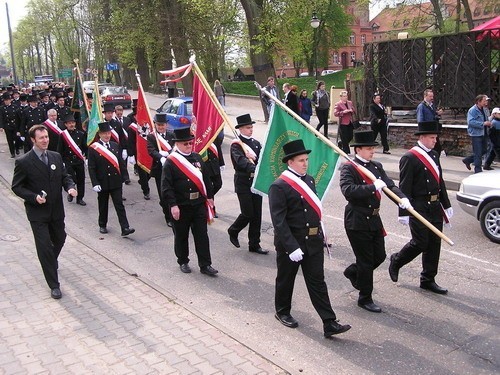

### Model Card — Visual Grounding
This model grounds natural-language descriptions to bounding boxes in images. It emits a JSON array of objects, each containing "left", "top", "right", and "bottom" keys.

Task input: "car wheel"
[{"left": 479, "top": 201, "right": 500, "bottom": 244}]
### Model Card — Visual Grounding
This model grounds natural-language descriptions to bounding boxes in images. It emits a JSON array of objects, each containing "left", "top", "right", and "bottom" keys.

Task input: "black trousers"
[
  {"left": 23, "top": 136, "right": 33, "bottom": 153},
  {"left": 97, "top": 187, "right": 129, "bottom": 229},
  {"left": 338, "top": 124, "right": 353, "bottom": 154},
  {"left": 4, "top": 128, "right": 16, "bottom": 156},
  {"left": 393, "top": 217, "right": 443, "bottom": 283},
  {"left": 229, "top": 192, "right": 262, "bottom": 249},
  {"left": 345, "top": 229, "right": 386, "bottom": 304},
  {"left": 172, "top": 203, "right": 212, "bottom": 268},
  {"left": 29, "top": 219, "right": 66, "bottom": 289},
  {"left": 210, "top": 173, "right": 223, "bottom": 196},
  {"left": 315, "top": 108, "right": 329, "bottom": 137},
  {"left": 154, "top": 175, "right": 170, "bottom": 223},
  {"left": 371, "top": 122, "right": 389, "bottom": 152},
  {"left": 137, "top": 165, "right": 150, "bottom": 195},
  {"left": 275, "top": 249, "right": 336, "bottom": 322},
  {"left": 66, "top": 163, "right": 85, "bottom": 200}
]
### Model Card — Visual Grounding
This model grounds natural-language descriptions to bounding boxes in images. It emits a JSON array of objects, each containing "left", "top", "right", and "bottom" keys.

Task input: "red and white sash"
[
  {"left": 168, "top": 152, "right": 214, "bottom": 222},
  {"left": 110, "top": 128, "right": 120, "bottom": 144},
  {"left": 90, "top": 143, "right": 121, "bottom": 174},
  {"left": 208, "top": 143, "right": 218, "bottom": 158},
  {"left": 231, "top": 138, "right": 256, "bottom": 160},
  {"left": 409, "top": 146, "right": 449, "bottom": 223},
  {"left": 156, "top": 132, "right": 172, "bottom": 152},
  {"left": 61, "top": 130, "right": 85, "bottom": 160},
  {"left": 44, "top": 120, "right": 62, "bottom": 135}
]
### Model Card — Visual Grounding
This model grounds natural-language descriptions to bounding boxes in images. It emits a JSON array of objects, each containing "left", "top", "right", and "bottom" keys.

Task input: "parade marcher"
[
  {"left": 54, "top": 93, "right": 71, "bottom": 121},
  {"left": 369, "top": 94, "right": 390, "bottom": 154},
  {"left": 57, "top": 114, "right": 87, "bottom": 206},
  {"left": 104, "top": 103, "right": 130, "bottom": 184},
  {"left": 87, "top": 122, "right": 135, "bottom": 236},
  {"left": 43, "top": 108, "right": 65, "bottom": 152},
  {"left": 0, "top": 93, "right": 20, "bottom": 158},
  {"left": 126, "top": 99, "right": 139, "bottom": 175},
  {"left": 227, "top": 114, "right": 268, "bottom": 255},
  {"left": 147, "top": 113, "right": 173, "bottom": 225},
  {"left": 389, "top": 121, "right": 452, "bottom": 294},
  {"left": 127, "top": 116, "right": 151, "bottom": 200},
  {"left": 340, "top": 130, "right": 411, "bottom": 313},
  {"left": 12, "top": 124, "right": 77, "bottom": 299},
  {"left": 161, "top": 127, "right": 218, "bottom": 276},
  {"left": 39, "top": 92, "right": 54, "bottom": 112},
  {"left": 64, "top": 87, "right": 73, "bottom": 107},
  {"left": 19, "top": 95, "right": 47, "bottom": 153},
  {"left": 269, "top": 139, "right": 351, "bottom": 337},
  {"left": 333, "top": 90, "right": 354, "bottom": 153}
]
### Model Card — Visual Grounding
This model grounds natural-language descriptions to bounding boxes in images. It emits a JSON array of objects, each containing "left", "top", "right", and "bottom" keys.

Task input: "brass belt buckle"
[
  {"left": 430, "top": 194, "right": 438, "bottom": 202},
  {"left": 190, "top": 192, "right": 199, "bottom": 200},
  {"left": 308, "top": 227, "right": 318, "bottom": 235},
  {"left": 372, "top": 208, "right": 380, "bottom": 215}
]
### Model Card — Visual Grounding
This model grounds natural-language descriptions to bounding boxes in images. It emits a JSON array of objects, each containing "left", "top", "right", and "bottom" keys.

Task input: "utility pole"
[{"left": 6, "top": 2, "right": 18, "bottom": 84}]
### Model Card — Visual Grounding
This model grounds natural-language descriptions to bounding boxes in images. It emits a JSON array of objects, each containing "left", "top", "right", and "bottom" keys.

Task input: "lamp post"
[{"left": 310, "top": 13, "right": 320, "bottom": 82}]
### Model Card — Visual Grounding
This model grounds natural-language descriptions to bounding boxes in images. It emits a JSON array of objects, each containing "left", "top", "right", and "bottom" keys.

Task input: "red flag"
[
  {"left": 192, "top": 72, "right": 226, "bottom": 154},
  {"left": 134, "top": 85, "right": 153, "bottom": 172}
]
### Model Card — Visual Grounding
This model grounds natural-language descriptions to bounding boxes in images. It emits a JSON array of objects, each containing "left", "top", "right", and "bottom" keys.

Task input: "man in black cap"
[
  {"left": 227, "top": 114, "right": 268, "bottom": 255},
  {"left": 87, "top": 122, "right": 135, "bottom": 236},
  {"left": 128, "top": 114, "right": 151, "bottom": 200},
  {"left": 0, "top": 93, "right": 20, "bottom": 158},
  {"left": 127, "top": 99, "right": 138, "bottom": 124},
  {"left": 58, "top": 114, "right": 87, "bottom": 206},
  {"left": 55, "top": 93, "right": 71, "bottom": 121},
  {"left": 104, "top": 103, "right": 130, "bottom": 184},
  {"left": 43, "top": 108, "right": 65, "bottom": 152},
  {"left": 340, "top": 130, "right": 411, "bottom": 313},
  {"left": 39, "top": 92, "right": 54, "bottom": 112},
  {"left": 19, "top": 95, "right": 47, "bottom": 153},
  {"left": 161, "top": 127, "right": 218, "bottom": 276},
  {"left": 147, "top": 113, "right": 173, "bottom": 223},
  {"left": 64, "top": 87, "right": 74, "bottom": 107},
  {"left": 389, "top": 121, "right": 452, "bottom": 294},
  {"left": 269, "top": 139, "right": 351, "bottom": 337}
]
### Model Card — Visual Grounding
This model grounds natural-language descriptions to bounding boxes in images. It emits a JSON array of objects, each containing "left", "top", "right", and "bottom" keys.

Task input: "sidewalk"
[{"left": 0, "top": 178, "right": 284, "bottom": 374}]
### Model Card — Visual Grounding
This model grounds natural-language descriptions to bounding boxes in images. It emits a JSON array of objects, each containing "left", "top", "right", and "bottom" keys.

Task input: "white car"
[
  {"left": 82, "top": 81, "right": 95, "bottom": 93},
  {"left": 320, "top": 70, "right": 338, "bottom": 76},
  {"left": 457, "top": 170, "right": 500, "bottom": 244},
  {"left": 299, "top": 72, "right": 309, "bottom": 77}
]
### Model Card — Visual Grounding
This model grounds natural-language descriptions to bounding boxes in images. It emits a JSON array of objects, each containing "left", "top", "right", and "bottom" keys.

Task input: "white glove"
[
  {"left": 398, "top": 216, "right": 409, "bottom": 226},
  {"left": 373, "top": 179, "right": 386, "bottom": 191},
  {"left": 444, "top": 222, "right": 452, "bottom": 229},
  {"left": 85, "top": 159, "right": 88, "bottom": 167},
  {"left": 159, "top": 150, "right": 169, "bottom": 157},
  {"left": 93, "top": 185, "right": 102, "bottom": 192},
  {"left": 20, "top": 136, "right": 25, "bottom": 141},
  {"left": 121, "top": 149, "right": 128, "bottom": 160},
  {"left": 289, "top": 249, "right": 304, "bottom": 262},
  {"left": 128, "top": 155, "right": 136, "bottom": 165},
  {"left": 398, "top": 198, "right": 413, "bottom": 210},
  {"left": 445, "top": 207, "right": 453, "bottom": 219},
  {"left": 220, "top": 165, "right": 225, "bottom": 172},
  {"left": 160, "top": 156, "right": 166, "bottom": 165}
]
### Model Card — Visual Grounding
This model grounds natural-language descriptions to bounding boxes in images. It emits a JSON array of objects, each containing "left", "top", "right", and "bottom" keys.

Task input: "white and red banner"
[
  {"left": 129, "top": 123, "right": 152, "bottom": 173},
  {"left": 134, "top": 84, "right": 155, "bottom": 172}
]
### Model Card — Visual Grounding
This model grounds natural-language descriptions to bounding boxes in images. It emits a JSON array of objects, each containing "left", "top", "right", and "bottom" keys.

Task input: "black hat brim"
[
  {"left": 172, "top": 134, "right": 195, "bottom": 142},
  {"left": 351, "top": 141, "right": 379, "bottom": 147},
  {"left": 414, "top": 130, "right": 441, "bottom": 135},
  {"left": 282, "top": 149, "right": 311, "bottom": 163},
  {"left": 235, "top": 121, "right": 255, "bottom": 129}
]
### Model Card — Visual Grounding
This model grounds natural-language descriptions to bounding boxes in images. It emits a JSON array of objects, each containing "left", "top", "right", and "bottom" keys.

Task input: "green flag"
[
  {"left": 252, "top": 105, "right": 340, "bottom": 200},
  {"left": 86, "top": 84, "right": 102, "bottom": 146},
  {"left": 71, "top": 75, "right": 89, "bottom": 129}
]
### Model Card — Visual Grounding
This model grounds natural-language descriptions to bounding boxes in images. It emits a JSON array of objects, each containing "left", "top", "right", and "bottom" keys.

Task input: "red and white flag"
[{"left": 134, "top": 84, "right": 154, "bottom": 172}]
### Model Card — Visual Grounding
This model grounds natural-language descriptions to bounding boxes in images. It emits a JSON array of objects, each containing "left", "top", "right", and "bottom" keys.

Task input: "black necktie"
[{"left": 106, "top": 143, "right": 110, "bottom": 150}]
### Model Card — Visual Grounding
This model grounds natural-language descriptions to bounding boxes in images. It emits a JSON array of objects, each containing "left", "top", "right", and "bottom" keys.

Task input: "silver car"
[{"left": 457, "top": 170, "right": 500, "bottom": 244}]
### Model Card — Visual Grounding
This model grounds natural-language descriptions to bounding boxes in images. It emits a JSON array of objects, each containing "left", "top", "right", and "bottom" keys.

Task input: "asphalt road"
[{"left": 0, "top": 93, "right": 498, "bottom": 374}]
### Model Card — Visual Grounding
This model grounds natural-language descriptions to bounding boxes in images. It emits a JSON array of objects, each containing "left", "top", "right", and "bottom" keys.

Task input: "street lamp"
[{"left": 310, "top": 13, "right": 320, "bottom": 81}]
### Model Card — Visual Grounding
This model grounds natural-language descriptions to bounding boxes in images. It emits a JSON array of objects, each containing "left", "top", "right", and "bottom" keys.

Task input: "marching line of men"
[{"left": 3, "top": 85, "right": 453, "bottom": 339}]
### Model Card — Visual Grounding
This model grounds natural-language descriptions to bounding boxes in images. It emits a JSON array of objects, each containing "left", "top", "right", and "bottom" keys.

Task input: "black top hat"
[
  {"left": 172, "top": 127, "right": 194, "bottom": 142},
  {"left": 56, "top": 92, "right": 65, "bottom": 98},
  {"left": 66, "top": 87, "right": 73, "bottom": 93},
  {"left": 154, "top": 113, "right": 168, "bottom": 123},
  {"left": 282, "top": 139, "right": 312, "bottom": 163},
  {"left": 39, "top": 91, "right": 48, "bottom": 98},
  {"left": 102, "top": 103, "right": 115, "bottom": 112},
  {"left": 351, "top": 130, "right": 379, "bottom": 147},
  {"left": 98, "top": 121, "right": 112, "bottom": 132},
  {"left": 235, "top": 114, "right": 255, "bottom": 129},
  {"left": 415, "top": 121, "right": 441, "bottom": 135},
  {"left": 86, "top": 92, "right": 93, "bottom": 99},
  {"left": 19, "top": 94, "right": 28, "bottom": 101},
  {"left": 2, "top": 93, "right": 12, "bottom": 100},
  {"left": 63, "top": 114, "right": 76, "bottom": 123},
  {"left": 132, "top": 98, "right": 138, "bottom": 106},
  {"left": 27, "top": 95, "right": 38, "bottom": 102}
]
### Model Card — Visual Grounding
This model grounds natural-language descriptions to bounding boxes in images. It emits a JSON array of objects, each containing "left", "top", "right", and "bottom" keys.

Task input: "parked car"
[
  {"left": 156, "top": 97, "right": 193, "bottom": 129},
  {"left": 457, "top": 170, "right": 500, "bottom": 244},
  {"left": 82, "top": 80, "right": 95, "bottom": 93},
  {"left": 100, "top": 86, "right": 132, "bottom": 108},
  {"left": 320, "top": 69, "right": 338, "bottom": 76},
  {"left": 299, "top": 72, "right": 310, "bottom": 77}
]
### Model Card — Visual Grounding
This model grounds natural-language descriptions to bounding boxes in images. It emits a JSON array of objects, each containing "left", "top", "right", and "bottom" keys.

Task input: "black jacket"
[
  {"left": 57, "top": 129, "right": 87, "bottom": 166},
  {"left": 0, "top": 104, "right": 20, "bottom": 131},
  {"left": 147, "top": 132, "right": 174, "bottom": 178},
  {"left": 369, "top": 102, "right": 387, "bottom": 128},
  {"left": 19, "top": 106, "right": 46, "bottom": 136},
  {"left": 230, "top": 135, "right": 261, "bottom": 194},
  {"left": 87, "top": 140, "right": 126, "bottom": 190}
]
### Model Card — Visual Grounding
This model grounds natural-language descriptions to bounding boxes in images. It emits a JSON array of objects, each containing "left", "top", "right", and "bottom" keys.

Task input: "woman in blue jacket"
[{"left": 298, "top": 89, "right": 313, "bottom": 123}]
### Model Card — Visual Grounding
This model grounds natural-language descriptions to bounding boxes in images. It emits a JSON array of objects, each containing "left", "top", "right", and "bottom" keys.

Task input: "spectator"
[
  {"left": 333, "top": 90, "right": 354, "bottom": 153},
  {"left": 416, "top": 89, "right": 443, "bottom": 153},
  {"left": 262, "top": 77, "right": 281, "bottom": 121},
  {"left": 282, "top": 83, "right": 299, "bottom": 115},
  {"left": 369, "top": 94, "right": 390, "bottom": 154},
  {"left": 312, "top": 81, "right": 331, "bottom": 138},
  {"left": 484, "top": 107, "right": 500, "bottom": 170},
  {"left": 214, "top": 80, "right": 226, "bottom": 108},
  {"left": 298, "top": 89, "right": 313, "bottom": 123}
]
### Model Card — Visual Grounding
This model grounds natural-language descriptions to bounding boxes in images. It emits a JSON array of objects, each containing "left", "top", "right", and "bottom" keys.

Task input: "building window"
[
  {"left": 333, "top": 52, "right": 339, "bottom": 64},
  {"left": 350, "top": 34, "right": 356, "bottom": 45},
  {"left": 361, "top": 34, "right": 366, "bottom": 45},
  {"left": 351, "top": 52, "right": 356, "bottom": 61}
]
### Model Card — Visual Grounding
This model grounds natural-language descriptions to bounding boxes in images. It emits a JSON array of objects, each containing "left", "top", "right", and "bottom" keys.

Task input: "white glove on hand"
[
  {"left": 444, "top": 222, "right": 452, "bottom": 229},
  {"left": 20, "top": 136, "right": 25, "bottom": 142},
  {"left": 398, "top": 216, "right": 409, "bottom": 226},
  {"left": 445, "top": 207, "right": 454, "bottom": 219},
  {"left": 128, "top": 156, "right": 136, "bottom": 165},
  {"left": 220, "top": 165, "right": 225, "bottom": 172},
  {"left": 85, "top": 159, "right": 88, "bottom": 167},
  {"left": 398, "top": 198, "right": 413, "bottom": 210},
  {"left": 160, "top": 156, "right": 166, "bottom": 165},
  {"left": 93, "top": 185, "right": 102, "bottom": 192},
  {"left": 373, "top": 179, "right": 387, "bottom": 191},
  {"left": 159, "top": 150, "right": 169, "bottom": 157},
  {"left": 121, "top": 149, "right": 128, "bottom": 160},
  {"left": 289, "top": 249, "right": 304, "bottom": 262}
]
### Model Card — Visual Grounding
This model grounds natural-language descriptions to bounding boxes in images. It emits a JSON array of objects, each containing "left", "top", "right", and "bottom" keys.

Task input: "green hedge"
[{"left": 223, "top": 68, "right": 359, "bottom": 97}]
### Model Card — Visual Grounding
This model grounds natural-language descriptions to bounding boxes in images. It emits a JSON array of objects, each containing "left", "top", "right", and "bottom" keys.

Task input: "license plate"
[{"left": 114, "top": 96, "right": 124, "bottom": 100}]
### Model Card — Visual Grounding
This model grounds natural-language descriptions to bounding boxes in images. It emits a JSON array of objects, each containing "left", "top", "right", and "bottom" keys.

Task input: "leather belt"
[
  {"left": 308, "top": 227, "right": 319, "bottom": 235},
  {"left": 415, "top": 194, "right": 439, "bottom": 202},
  {"left": 350, "top": 204, "right": 380, "bottom": 216}
]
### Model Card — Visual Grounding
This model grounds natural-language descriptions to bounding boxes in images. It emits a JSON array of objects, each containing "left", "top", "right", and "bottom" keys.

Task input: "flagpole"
[
  {"left": 73, "top": 59, "right": 90, "bottom": 114},
  {"left": 257, "top": 83, "right": 454, "bottom": 246},
  {"left": 93, "top": 71, "right": 103, "bottom": 121},
  {"left": 135, "top": 72, "right": 162, "bottom": 152}
]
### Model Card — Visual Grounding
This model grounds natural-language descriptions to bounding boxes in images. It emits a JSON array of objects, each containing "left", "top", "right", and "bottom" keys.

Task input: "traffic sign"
[
  {"left": 106, "top": 63, "right": 119, "bottom": 71},
  {"left": 58, "top": 68, "right": 73, "bottom": 78}
]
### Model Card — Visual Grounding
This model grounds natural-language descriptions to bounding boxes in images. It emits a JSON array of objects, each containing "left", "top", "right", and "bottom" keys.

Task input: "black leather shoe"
[
  {"left": 389, "top": 253, "right": 399, "bottom": 282},
  {"left": 484, "top": 165, "right": 494, "bottom": 170},
  {"left": 323, "top": 320, "right": 351, "bottom": 337},
  {"left": 200, "top": 265, "right": 218, "bottom": 276},
  {"left": 67, "top": 194, "right": 73, "bottom": 202},
  {"left": 16, "top": 149, "right": 20, "bottom": 155},
  {"left": 99, "top": 227, "right": 108, "bottom": 234},
  {"left": 125, "top": 179, "right": 131, "bottom": 185},
  {"left": 144, "top": 193, "right": 150, "bottom": 200},
  {"left": 249, "top": 247, "right": 269, "bottom": 255},
  {"left": 383, "top": 150, "right": 391, "bottom": 154},
  {"left": 275, "top": 313, "right": 298, "bottom": 328},
  {"left": 228, "top": 229, "right": 240, "bottom": 248},
  {"left": 166, "top": 220, "right": 173, "bottom": 228},
  {"left": 121, "top": 227, "right": 135, "bottom": 236},
  {"left": 358, "top": 301, "right": 382, "bottom": 313},
  {"left": 180, "top": 263, "right": 191, "bottom": 273},
  {"left": 462, "top": 159, "right": 471, "bottom": 171},
  {"left": 420, "top": 281, "right": 448, "bottom": 294},
  {"left": 10, "top": 154, "right": 15, "bottom": 158},
  {"left": 76, "top": 199, "right": 86, "bottom": 206},
  {"left": 51, "top": 288, "right": 62, "bottom": 299},
  {"left": 343, "top": 265, "right": 359, "bottom": 290}
]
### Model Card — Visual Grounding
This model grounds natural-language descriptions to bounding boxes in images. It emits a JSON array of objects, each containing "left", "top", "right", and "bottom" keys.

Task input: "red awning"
[{"left": 472, "top": 16, "right": 500, "bottom": 32}]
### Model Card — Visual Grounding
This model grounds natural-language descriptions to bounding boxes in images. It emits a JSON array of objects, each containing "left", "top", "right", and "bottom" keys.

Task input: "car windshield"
[
  {"left": 185, "top": 102, "right": 192, "bottom": 115},
  {"left": 103, "top": 87, "right": 128, "bottom": 95}
]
